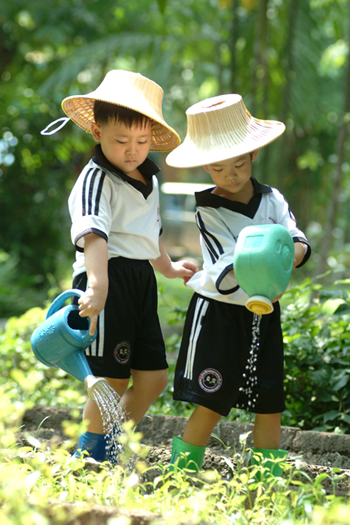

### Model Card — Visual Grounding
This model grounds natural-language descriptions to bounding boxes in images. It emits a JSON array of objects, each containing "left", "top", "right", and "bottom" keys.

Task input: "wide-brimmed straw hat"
[
  {"left": 61, "top": 70, "right": 180, "bottom": 152},
  {"left": 166, "top": 94, "right": 285, "bottom": 167}
]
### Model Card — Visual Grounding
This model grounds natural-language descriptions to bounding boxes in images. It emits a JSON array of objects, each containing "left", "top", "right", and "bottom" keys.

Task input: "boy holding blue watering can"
[
  {"left": 43, "top": 70, "right": 198, "bottom": 461},
  {"left": 166, "top": 94, "right": 311, "bottom": 475}
]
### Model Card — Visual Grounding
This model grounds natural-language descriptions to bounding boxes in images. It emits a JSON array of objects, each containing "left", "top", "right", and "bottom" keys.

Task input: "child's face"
[
  {"left": 204, "top": 150, "right": 258, "bottom": 201},
  {"left": 91, "top": 119, "right": 152, "bottom": 175}
]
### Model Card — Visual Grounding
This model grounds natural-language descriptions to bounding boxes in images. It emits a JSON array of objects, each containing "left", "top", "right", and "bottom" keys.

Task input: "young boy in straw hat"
[
  {"left": 46, "top": 70, "right": 198, "bottom": 462},
  {"left": 166, "top": 94, "right": 311, "bottom": 474}
]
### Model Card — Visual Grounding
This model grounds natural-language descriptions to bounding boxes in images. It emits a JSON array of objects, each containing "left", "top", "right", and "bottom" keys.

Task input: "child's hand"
[
  {"left": 170, "top": 260, "right": 199, "bottom": 284},
  {"left": 293, "top": 242, "right": 307, "bottom": 270},
  {"left": 78, "top": 286, "right": 108, "bottom": 336}
]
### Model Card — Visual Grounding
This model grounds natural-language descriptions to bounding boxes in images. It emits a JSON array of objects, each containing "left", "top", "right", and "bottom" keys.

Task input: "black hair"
[{"left": 93, "top": 100, "right": 152, "bottom": 128}]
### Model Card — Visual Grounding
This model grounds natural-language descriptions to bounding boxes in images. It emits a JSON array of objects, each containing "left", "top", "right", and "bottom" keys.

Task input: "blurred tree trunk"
[
  {"left": 228, "top": 0, "right": 239, "bottom": 93},
  {"left": 274, "top": 0, "right": 300, "bottom": 191},
  {"left": 252, "top": 0, "right": 269, "bottom": 179},
  {"left": 279, "top": 0, "right": 299, "bottom": 125},
  {"left": 0, "top": 27, "right": 15, "bottom": 77},
  {"left": 251, "top": 0, "right": 268, "bottom": 116},
  {"left": 315, "top": 2, "right": 350, "bottom": 277}
]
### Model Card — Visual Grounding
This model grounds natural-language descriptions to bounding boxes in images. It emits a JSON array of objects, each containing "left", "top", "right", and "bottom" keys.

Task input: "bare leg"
[
  {"left": 182, "top": 405, "right": 222, "bottom": 447},
  {"left": 253, "top": 413, "right": 281, "bottom": 449},
  {"left": 83, "top": 377, "right": 129, "bottom": 433},
  {"left": 120, "top": 369, "right": 168, "bottom": 425}
]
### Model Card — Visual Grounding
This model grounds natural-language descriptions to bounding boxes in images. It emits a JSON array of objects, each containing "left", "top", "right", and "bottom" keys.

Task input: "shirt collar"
[
  {"left": 92, "top": 144, "right": 160, "bottom": 196},
  {"left": 251, "top": 177, "right": 272, "bottom": 195},
  {"left": 195, "top": 177, "right": 272, "bottom": 218}
]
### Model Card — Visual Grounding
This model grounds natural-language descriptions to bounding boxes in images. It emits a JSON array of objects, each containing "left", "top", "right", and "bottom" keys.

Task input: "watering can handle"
[{"left": 46, "top": 289, "right": 84, "bottom": 320}]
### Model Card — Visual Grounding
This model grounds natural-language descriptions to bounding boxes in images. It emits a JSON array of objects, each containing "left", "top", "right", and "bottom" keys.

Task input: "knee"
[
  {"left": 105, "top": 377, "right": 130, "bottom": 396},
  {"left": 132, "top": 369, "right": 168, "bottom": 398},
  {"left": 155, "top": 369, "right": 168, "bottom": 395},
  {"left": 147, "top": 369, "right": 168, "bottom": 397}
]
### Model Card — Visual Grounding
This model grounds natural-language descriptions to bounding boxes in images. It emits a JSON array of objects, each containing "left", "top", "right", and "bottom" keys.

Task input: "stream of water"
[
  {"left": 91, "top": 380, "right": 125, "bottom": 464},
  {"left": 237, "top": 313, "right": 262, "bottom": 410}
]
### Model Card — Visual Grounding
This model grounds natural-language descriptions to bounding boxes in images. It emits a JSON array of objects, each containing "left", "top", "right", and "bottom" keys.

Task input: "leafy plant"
[
  {"left": 0, "top": 391, "right": 347, "bottom": 525},
  {"left": 0, "top": 305, "right": 87, "bottom": 408},
  {"left": 282, "top": 278, "right": 350, "bottom": 432}
]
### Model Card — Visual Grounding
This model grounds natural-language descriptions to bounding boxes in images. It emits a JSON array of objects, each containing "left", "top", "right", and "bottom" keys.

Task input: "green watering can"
[{"left": 233, "top": 224, "right": 294, "bottom": 315}]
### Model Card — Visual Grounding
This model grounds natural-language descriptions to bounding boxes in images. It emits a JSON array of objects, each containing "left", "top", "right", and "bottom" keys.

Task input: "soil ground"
[{"left": 16, "top": 407, "right": 350, "bottom": 524}]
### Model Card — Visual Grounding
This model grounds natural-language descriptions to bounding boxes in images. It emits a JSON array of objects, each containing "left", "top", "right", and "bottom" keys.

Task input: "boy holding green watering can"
[
  {"left": 166, "top": 94, "right": 311, "bottom": 475},
  {"left": 42, "top": 70, "right": 198, "bottom": 461}
]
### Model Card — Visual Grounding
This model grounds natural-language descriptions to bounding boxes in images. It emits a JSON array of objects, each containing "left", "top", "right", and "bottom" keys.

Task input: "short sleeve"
[{"left": 68, "top": 166, "right": 113, "bottom": 252}]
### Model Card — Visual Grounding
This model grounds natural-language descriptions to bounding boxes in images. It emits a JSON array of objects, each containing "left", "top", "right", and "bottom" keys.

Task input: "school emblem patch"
[
  {"left": 114, "top": 341, "right": 131, "bottom": 364},
  {"left": 198, "top": 368, "right": 222, "bottom": 393}
]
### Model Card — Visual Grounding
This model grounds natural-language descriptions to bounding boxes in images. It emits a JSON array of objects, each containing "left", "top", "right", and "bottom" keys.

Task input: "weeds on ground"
[{"left": 0, "top": 386, "right": 349, "bottom": 525}]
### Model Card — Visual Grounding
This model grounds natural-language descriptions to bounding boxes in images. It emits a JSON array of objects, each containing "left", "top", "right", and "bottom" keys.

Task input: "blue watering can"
[
  {"left": 233, "top": 224, "right": 294, "bottom": 315},
  {"left": 31, "top": 289, "right": 106, "bottom": 396}
]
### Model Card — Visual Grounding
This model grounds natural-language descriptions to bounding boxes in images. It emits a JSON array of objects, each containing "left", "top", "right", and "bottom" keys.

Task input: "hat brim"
[
  {"left": 62, "top": 95, "right": 180, "bottom": 152},
  {"left": 166, "top": 119, "right": 285, "bottom": 168}
]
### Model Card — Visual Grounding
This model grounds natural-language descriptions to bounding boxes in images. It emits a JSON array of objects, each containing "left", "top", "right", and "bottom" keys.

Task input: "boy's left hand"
[
  {"left": 170, "top": 260, "right": 199, "bottom": 284},
  {"left": 293, "top": 242, "right": 307, "bottom": 270}
]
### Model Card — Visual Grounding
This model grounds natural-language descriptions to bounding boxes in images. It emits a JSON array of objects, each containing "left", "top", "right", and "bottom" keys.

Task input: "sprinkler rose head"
[
  {"left": 84, "top": 375, "right": 110, "bottom": 399},
  {"left": 246, "top": 295, "right": 274, "bottom": 315}
]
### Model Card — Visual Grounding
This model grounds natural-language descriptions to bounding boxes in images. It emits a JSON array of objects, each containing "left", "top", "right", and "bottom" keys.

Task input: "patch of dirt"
[{"left": 16, "top": 408, "right": 350, "bottom": 525}]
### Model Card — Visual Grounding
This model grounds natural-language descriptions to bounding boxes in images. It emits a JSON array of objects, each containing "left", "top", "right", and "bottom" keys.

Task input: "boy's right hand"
[
  {"left": 78, "top": 286, "right": 107, "bottom": 336},
  {"left": 81, "top": 233, "right": 109, "bottom": 335}
]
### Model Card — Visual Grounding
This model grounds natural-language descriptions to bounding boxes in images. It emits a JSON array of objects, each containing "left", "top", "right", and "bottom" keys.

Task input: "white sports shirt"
[
  {"left": 187, "top": 178, "right": 311, "bottom": 305},
  {"left": 68, "top": 145, "right": 162, "bottom": 278}
]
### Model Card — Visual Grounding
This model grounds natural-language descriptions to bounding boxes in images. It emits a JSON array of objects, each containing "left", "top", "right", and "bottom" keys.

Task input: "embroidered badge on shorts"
[
  {"left": 114, "top": 341, "right": 131, "bottom": 364},
  {"left": 198, "top": 368, "right": 222, "bottom": 393}
]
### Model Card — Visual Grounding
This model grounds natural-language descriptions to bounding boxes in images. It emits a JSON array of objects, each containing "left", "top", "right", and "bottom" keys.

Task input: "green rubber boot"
[
  {"left": 251, "top": 448, "right": 288, "bottom": 481},
  {"left": 170, "top": 436, "right": 206, "bottom": 473}
]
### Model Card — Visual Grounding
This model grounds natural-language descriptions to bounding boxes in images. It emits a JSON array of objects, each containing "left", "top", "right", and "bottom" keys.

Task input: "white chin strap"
[{"left": 41, "top": 117, "right": 70, "bottom": 135}]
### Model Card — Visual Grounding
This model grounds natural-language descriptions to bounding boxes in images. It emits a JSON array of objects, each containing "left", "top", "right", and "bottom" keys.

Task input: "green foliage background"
[
  {"left": 0, "top": 0, "right": 350, "bottom": 314},
  {"left": 0, "top": 0, "right": 350, "bottom": 433},
  {"left": 1, "top": 2, "right": 350, "bottom": 522}
]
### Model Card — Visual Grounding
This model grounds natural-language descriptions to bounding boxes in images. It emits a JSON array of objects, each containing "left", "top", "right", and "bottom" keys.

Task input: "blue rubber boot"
[
  {"left": 170, "top": 436, "right": 205, "bottom": 473},
  {"left": 73, "top": 431, "right": 107, "bottom": 462},
  {"left": 105, "top": 425, "right": 122, "bottom": 466}
]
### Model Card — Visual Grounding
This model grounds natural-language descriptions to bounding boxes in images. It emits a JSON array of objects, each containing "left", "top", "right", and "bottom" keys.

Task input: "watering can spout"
[
  {"left": 84, "top": 376, "right": 110, "bottom": 399},
  {"left": 31, "top": 289, "right": 97, "bottom": 383}
]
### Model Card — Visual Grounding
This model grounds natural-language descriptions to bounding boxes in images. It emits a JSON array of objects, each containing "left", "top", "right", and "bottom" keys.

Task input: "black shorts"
[
  {"left": 173, "top": 293, "right": 285, "bottom": 416},
  {"left": 72, "top": 257, "right": 168, "bottom": 379}
]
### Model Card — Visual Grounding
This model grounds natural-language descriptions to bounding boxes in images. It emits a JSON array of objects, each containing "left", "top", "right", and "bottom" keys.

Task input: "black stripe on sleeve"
[
  {"left": 88, "top": 169, "right": 98, "bottom": 215},
  {"left": 94, "top": 171, "right": 106, "bottom": 216},
  {"left": 196, "top": 211, "right": 224, "bottom": 263},
  {"left": 82, "top": 168, "right": 94, "bottom": 216},
  {"left": 82, "top": 168, "right": 106, "bottom": 217},
  {"left": 216, "top": 264, "right": 240, "bottom": 295}
]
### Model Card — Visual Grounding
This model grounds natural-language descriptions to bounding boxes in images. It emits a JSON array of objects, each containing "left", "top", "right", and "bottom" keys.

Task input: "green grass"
[
  {"left": 0, "top": 392, "right": 348, "bottom": 525},
  {"left": 155, "top": 270, "right": 194, "bottom": 327}
]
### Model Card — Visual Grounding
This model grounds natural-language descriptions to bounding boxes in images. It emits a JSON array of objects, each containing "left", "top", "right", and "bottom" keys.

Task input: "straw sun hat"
[
  {"left": 61, "top": 70, "right": 180, "bottom": 152},
  {"left": 166, "top": 94, "right": 285, "bottom": 168}
]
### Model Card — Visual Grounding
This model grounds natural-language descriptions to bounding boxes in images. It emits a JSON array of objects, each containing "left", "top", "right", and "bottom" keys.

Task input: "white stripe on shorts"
[
  {"left": 87, "top": 308, "right": 105, "bottom": 357},
  {"left": 184, "top": 297, "right": 209, "bottom": 380},
  {"left": 97, "top": 309, "right": 105, "bottom": 357},
  {"left": 82, "top": 280, "right": 105, "bottom": 358}
]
